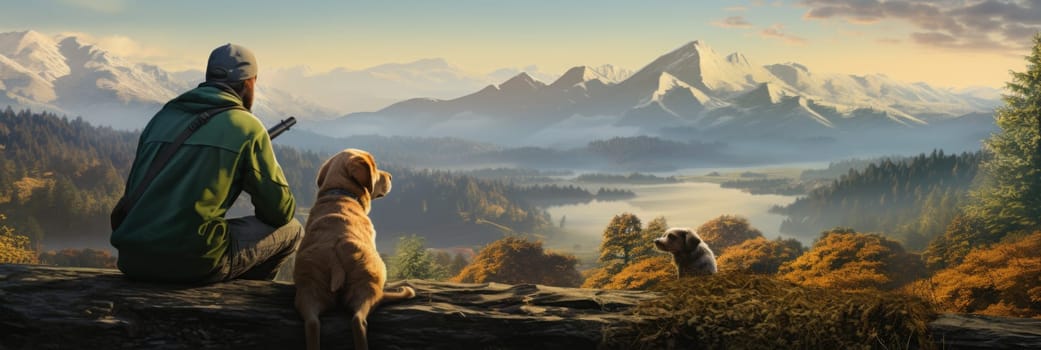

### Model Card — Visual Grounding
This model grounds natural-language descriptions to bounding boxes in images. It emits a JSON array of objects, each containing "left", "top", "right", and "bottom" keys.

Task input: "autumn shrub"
[
  {"left": 603, "top": 273, "right": 936, "bottom": 350},
  {"left": 601, "top": 255, "right": 674, "bottom": 290},
  {"left": 584, "top": 214, "right": 668, "bottom": 288},
  {"left": 922, "top": 213, "right": 994, "bottom": 270},
  {"left": 581, "top": 267, "right": 615, "bottom": 288},
  {"left": 453, "top": 236, "right": 582, "bottom": 287},
  {"left": 717, "top": 236, "right": 803, "bottom": 274},
  {"left": 779, "top": 228, "right": 926, "bottom": 292},
  {"left": 0, "top": 214, "right": 37, "bottom": 264},
  {"left": 910, "top": 231, "right": 1041, "bottom": 318},
  {"left": 38, "top": 248, "right": 115, "bottom": 268},
  {"left": 696, "top": 214, "right": 764, "bottom": 253}
]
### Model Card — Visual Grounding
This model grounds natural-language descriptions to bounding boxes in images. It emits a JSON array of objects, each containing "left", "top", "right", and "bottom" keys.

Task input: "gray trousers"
[{"left": 207, "top": 216, "right": 303, "bottom": 282}]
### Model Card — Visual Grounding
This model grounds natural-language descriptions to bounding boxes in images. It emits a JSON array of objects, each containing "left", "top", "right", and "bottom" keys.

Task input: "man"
[{"left": 111, "top": 44, "right": 301, "bottom": 283}]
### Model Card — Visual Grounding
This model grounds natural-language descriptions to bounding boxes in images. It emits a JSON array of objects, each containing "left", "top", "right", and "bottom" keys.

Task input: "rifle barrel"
[{"left": 267, "top": 117, "right": 297, "bottom": 139}]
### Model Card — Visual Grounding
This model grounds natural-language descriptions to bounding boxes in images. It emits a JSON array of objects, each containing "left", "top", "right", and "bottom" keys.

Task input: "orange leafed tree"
[
  {"left": 696, "top": 215, "right": 764, "bottom": 254},
  {"left": 914, "top": 231, "right": 1041, "bottom": 318},
  {"left": 717, "top": 237, "right": 803, "bottom": 274},
  {"left": 0, "top": 214, "right": 37, "bottom": 265},
  {"left": 779, "top": 228, "right": 925, "bottom": 292},
  {"left": 452, "top": 236, "right": 582, "bottom": 287},
  {"left": 584, "top": 213, "right": 662, "bottom": 288}
]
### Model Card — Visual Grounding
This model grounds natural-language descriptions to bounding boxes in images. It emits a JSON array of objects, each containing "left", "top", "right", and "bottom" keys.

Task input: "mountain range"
[
  {"left": 0, "top": 30, "right": 345, "bottom": 128},
  {"left": 314, "top": 40, "right": 999, "bottom": 149},
  {"left": 0, "top": 30, "right": 1000, "bottom": 157},
  {"left": 0, "top": 30, "right": 586, "bottom": 129}
]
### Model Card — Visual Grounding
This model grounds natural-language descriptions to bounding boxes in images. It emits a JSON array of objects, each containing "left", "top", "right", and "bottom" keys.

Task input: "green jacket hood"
[{"left": 168, "top": 85, "right": 245, "bottom": 114}]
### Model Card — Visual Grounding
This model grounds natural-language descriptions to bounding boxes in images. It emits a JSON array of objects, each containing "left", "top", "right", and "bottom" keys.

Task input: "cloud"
[
  {"left": 713, "top": 16, "right": 754, "bottom": 28},
  {"left": 59, "top": 0, "right": 126, "bottom": 13},
  {"left": 800, "top": 0, "right": 1041, "bottom": 53},
  {"left": 760, "top": 24, "right": 807, "bottom": 45},
  {"left": 725, "top": 6, "right": 748, "bottom": 12}
]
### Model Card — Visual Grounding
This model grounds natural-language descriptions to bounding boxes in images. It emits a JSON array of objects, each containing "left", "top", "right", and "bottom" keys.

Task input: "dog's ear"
[
  {"left": 684, "top": 230, "right": 701, "bottom": 251},
  {"left": 347, "top": 151, "right": 377, "bottom": 195},
  {"left": 316, "top": 156, "right": 333, "bottom": 188}
]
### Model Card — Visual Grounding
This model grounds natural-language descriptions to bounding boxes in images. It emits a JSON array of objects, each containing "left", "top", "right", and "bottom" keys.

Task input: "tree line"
[
  {"left": 771, "top": 150, "right": 982, "bottom": 250},
  {"left": 0, "top": 108, "right": 603, "bottom": 250}
]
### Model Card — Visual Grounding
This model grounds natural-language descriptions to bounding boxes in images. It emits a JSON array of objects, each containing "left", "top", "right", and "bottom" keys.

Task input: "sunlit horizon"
[{"left": 2, "top": 0, "right": 1037, "bottom": 89}]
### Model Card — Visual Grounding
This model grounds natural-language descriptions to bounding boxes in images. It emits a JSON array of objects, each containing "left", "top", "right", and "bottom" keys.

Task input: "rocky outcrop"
[
  {"left": 1, "top": 264, "right": 1039, "bottom": 349},
  {"left": 930, "top": 313, "right": 1041, "bottom": 350},
  {"left": 0, "top": 265, "right": 655, "bottom": 349}
]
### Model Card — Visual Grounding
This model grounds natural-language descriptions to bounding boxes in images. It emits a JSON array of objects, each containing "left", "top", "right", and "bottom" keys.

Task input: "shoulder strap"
[{"left": 110, "top": 105, "right": 246, "bottom": 230}]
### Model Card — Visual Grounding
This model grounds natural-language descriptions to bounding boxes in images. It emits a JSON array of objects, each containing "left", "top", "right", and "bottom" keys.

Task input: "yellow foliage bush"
[
  {"left": 604, "top": 273, "right": 935, "bottom": 349},
  {"left": 580, "top": 266, "right": 615, "bottom": 289},
  {"left": 910, "top": 231, "right": 1041, "bottom": 318},
  {"left": 717, "top": 236, "right": 803, "bottom": 274},
  {"left": 0, "top": 214, "right": 37, "bottom": 265},
  {"left": 779, "top": 228, "right": 925, "bottom": 292},
  {"left": 601, "top": 255, "right": 675, "bottom": 290},
  {"left": 452, "top": 236, "right": 582, "bottom": 287},
  {"left": 696, "top": 214, "right": 764, "bottom": 253}
]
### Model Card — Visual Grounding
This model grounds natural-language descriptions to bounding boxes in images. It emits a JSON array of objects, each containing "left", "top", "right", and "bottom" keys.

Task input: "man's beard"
[{"left": 241, "top": 88, "right": 254, "bottom": 111}]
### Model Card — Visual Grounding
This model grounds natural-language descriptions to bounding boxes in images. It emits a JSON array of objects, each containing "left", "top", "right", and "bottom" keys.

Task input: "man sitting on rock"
[{"left": 110, "top": 44, "right": 301, "bottom": 283}]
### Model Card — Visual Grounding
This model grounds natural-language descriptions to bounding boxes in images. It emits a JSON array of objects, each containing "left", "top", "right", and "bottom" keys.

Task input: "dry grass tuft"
[{"left": 603, "top": 272, "right": 936, "bottom": 350}]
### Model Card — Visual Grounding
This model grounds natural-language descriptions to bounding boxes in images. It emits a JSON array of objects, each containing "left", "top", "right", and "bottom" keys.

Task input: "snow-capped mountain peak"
[
  {"left": 550, "top": 66, "right": 610, "bottom": 88},
  {"left": 0, "top": 29, "right": 339, "bottom": 129},
  {"left": 735, "top": 82, "right": 787, "bottom": 106},
  {"left": 628, "top": 39, "right": 781, "bottom": 95},
  {"left": 0, "top": 30, "right": 69, "bottom": 81},
  {"left": 589, "top": 64, "right": 633, "bottom": 83},
  {"left": 648, "top": 72, "right": 712, "bottom": 105},
  {"left": 498, "top": 72, "right": 545, "bottom": 93}
]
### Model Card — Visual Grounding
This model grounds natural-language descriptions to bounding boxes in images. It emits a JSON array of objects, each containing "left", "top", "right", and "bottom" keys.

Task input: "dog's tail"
[{"left": 380, "top": 285, "right": 416, "bottom": 304}]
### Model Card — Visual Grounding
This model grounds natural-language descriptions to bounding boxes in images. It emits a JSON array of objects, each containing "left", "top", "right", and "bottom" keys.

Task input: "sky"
[{"left": 1, "top": 0, "right": 1038, "bottom": 89}]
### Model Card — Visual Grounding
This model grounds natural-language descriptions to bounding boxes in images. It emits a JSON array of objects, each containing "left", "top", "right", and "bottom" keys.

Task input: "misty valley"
[{"left": 2, "top": 24, "right": 1041, "bottom": 349}]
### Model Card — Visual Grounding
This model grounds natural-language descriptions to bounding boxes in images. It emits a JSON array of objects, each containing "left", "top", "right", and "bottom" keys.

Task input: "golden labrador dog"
[{"left": 294, "top": 149, "right": 415, "bottom": 350}]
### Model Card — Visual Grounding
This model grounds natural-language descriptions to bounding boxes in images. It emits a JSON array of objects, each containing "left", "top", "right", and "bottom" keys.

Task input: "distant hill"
[
  {"left": 771, "top": 150, "right": 983, "bottom": 250},
  {"left": 0, "top": 109, "right": 587, "bottom": 250},
  {"left": 279, "top": 130, "right": 740, "bottom": 172}
]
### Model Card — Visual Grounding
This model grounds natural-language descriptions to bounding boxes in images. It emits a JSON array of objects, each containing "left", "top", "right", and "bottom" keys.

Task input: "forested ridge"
[
  {"left": 772, "top": 150, "right": 983, "bottom": 249},
  {"left": 0, "top": 108, "right": 609, "bottom": 249}
]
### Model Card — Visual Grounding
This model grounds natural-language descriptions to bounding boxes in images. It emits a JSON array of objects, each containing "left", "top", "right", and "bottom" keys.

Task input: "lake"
[{"left": 543, "top": 181, "right": 804, "bottom": 254}]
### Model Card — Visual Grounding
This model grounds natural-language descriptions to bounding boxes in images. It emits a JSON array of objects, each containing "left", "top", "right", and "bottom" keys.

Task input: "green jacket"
[{"left": 111, "top": 85, "right": 296, "bottom": 282}]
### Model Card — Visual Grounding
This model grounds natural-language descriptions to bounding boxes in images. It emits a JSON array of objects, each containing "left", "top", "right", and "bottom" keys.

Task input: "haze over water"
[{"left": 545, "top": 181, "right": 800, "bottom": 250}]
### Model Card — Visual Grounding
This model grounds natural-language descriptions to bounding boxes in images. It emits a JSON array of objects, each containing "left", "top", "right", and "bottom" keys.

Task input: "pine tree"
[
  {"left": 388, "top": 235, "right": 446, "bottom": 280},
  {"left": 448, "top": 253, "right": 469, "bottom": 276},
  {"left": 969, "top": 34, "right": 1041, "bottom": 237},
  {"left": 639, "top": 216, "right": 669, "bottom": 258},
  {"left": 596, "top": 213, "right": 643, "bottom": 273}
]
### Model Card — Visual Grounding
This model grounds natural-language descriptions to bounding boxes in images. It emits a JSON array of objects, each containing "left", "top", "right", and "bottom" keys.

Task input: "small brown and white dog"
[
  {"left": 654, "top": 227, "right": 718, "bottom": 277},
  {"left": 293, "top": 149, "right": 415, "bottom": 350}
]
